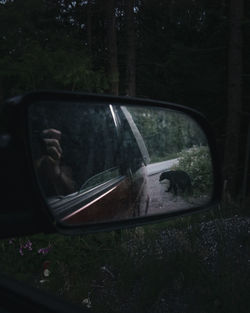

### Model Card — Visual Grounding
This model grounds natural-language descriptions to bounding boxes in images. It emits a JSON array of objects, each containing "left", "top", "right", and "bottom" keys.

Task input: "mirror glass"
[{"left": 28, "top": 101, "right": 213, "bottom": 226}]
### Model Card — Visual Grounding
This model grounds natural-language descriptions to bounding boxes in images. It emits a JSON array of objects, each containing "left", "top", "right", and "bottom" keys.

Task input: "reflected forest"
[
  {"left": 128, "top": 107, "right": 207, "bottom": 163},
  {"left": 0, "top": 0, "right": 249, "bottom": 201}
]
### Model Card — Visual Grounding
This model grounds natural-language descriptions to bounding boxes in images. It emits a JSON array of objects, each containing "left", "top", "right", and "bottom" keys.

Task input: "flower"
[
  {"left": 18, "top": 239, "right": 33, "bottom": 255},
  {"left": 38, "top": 248, "right": 48, "bottom": 255},
  {"left": 19, "top": 247, "right": 24, "bottom": 256},
  {"left": 43, "top": 269, "right": 51, "bottom": 277},
  {"left": 38, "top": 244, "right": 52, "bottom": 255},
  {"left": 23, "top": 240, "right": 32, "bottom": 251},
  {"left": 82, "top": 297, "right": 92, "bottom": 309}
]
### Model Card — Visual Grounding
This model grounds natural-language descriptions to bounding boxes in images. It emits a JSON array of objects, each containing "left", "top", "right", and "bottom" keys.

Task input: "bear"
[{"left": 159, "top": 170, "right": 192, "bottom": 196}]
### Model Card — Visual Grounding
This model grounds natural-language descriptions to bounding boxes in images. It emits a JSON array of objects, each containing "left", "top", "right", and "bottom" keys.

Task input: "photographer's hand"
[{"left": 36, "top": 129, "right": 76, "bottom": 196}]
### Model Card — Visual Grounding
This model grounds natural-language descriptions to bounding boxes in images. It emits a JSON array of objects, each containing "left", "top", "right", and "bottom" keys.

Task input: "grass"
[{"left": 0, "top": 202, "right": 249, "bottom": 312}]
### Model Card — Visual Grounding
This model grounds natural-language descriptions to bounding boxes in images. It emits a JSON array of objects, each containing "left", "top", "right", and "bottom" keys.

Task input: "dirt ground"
[{"left": 146, "top": 173, "right": 208, "bottom": 215}]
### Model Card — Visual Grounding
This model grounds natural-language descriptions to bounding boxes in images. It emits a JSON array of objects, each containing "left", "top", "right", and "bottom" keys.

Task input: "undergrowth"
[{"left": 0, "top": 203, "right": 249, "bottom": 313}]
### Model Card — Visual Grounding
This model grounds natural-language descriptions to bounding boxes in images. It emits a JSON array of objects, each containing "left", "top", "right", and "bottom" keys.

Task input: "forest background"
[
  {"left": 1, "top": 0, "right": 249, "bottom": 206},
  {"left": 0, "top": 2, "right": 250, "bottom": 311}
]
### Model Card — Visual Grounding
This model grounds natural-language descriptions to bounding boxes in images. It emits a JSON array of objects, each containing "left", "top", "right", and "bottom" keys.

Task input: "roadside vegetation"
[
  {"left": 171, "top": 145, "right": 213, "bottom": 197},
  {"left": 0, "top": 204, "right": 249, "bottom": 313}
]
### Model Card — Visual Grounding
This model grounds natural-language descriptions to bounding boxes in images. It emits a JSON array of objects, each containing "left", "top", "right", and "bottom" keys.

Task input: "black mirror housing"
[{"left": 0, "top": 91, "right": 222, "bottom": 238}]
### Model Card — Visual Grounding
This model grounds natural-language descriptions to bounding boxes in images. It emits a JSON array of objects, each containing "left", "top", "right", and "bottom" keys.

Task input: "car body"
[{"left": 32, "top": 104, "right": 150, "bottom": 225}]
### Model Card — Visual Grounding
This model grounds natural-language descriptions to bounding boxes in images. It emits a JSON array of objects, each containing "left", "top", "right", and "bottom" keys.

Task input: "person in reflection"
[{"left": 35, "top": 128, "right": 76, "bottom": 197}]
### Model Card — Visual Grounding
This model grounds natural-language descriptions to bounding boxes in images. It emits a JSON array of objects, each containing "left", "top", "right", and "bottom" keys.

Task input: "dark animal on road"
[{"left": 159, "top": 170, "right": 192, "bottom": 196}]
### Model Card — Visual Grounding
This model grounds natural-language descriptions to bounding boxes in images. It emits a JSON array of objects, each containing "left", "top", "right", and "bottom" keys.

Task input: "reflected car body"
[
  {"left": 60, "top": 167, "right": 149, "bottom": 225},
  {"left": 34, "top": 104, "right": 150, "bottom": 225}
]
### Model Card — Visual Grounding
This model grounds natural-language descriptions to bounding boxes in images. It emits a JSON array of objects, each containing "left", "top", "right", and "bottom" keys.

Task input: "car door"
[
  {"left": 29, "top": 101, "right": 135, "bottom": 225},
  {"left": 116, "top": 106, "right": 150, "bottom": 217}
]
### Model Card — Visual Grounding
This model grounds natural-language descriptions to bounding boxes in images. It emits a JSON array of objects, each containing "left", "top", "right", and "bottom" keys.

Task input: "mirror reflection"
[{"left": 29, "top": 101, "right": 213, "bottom": 226}]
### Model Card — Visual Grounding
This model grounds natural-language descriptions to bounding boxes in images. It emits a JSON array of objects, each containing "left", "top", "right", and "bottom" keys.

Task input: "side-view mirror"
[{"left": 0, "top": 91, "right": 221, "bottom": 236}]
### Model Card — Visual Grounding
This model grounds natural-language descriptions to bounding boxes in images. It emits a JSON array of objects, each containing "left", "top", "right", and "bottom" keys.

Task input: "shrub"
[{"left": 171, "top": 145, "right": 213, "bottom": 196}]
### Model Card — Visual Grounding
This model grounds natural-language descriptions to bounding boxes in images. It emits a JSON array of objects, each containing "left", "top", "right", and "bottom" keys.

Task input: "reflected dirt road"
[{"left": 146, "top": 173, "right": 208, "bottom": 215}]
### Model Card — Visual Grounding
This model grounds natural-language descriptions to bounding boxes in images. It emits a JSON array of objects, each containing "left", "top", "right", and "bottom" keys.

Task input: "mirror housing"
[{"left": 0, "top": 91, "right": 222, "bottom": 237}]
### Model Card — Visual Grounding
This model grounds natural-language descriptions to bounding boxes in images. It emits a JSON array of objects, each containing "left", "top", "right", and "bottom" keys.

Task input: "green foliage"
[
  {"left": 128, "top": 107, "right": 207, "bottom": 163},
  {"left": 0, "top": 234, "right": 52, "bottom": 281},
  {"left": 1, "top": 213, "right": 249, "bottom": 312},
  {"left": 172, "top": 145, "right": 213, "bottom": 195},
  {"left": 0, "top": 0, "right": 108, "bottom": 98},
  {"left": 0, "top": 41, "right": 108, "bottom": 96}
]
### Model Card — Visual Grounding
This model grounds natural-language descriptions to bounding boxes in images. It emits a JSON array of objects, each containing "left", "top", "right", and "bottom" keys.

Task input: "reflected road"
[
  {"left": 147, "top": 158, "right": 179, "bottom": 176},
  {"left": 146, "top": 159, "right": 208, "bottom": 215}
]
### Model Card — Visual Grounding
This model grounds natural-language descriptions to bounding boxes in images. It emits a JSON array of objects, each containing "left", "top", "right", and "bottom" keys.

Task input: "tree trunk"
[
  {"left": 105, "top": 0, "right": 119, "bottom": 95},
  {"left": 223, "top": 0, "right": 244, "bottom": 199},
  {"left": 0, "top": 78, "right": 3, "bottom": 109},
  {"left": 168, "top": 0, "right": 175, "bottom": 23},
  {"left": 125, "top": 0, "right": 136, "bottom": 96},
  {"left": 86, "top": 0, "right": 93, "bottom": 52}
]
